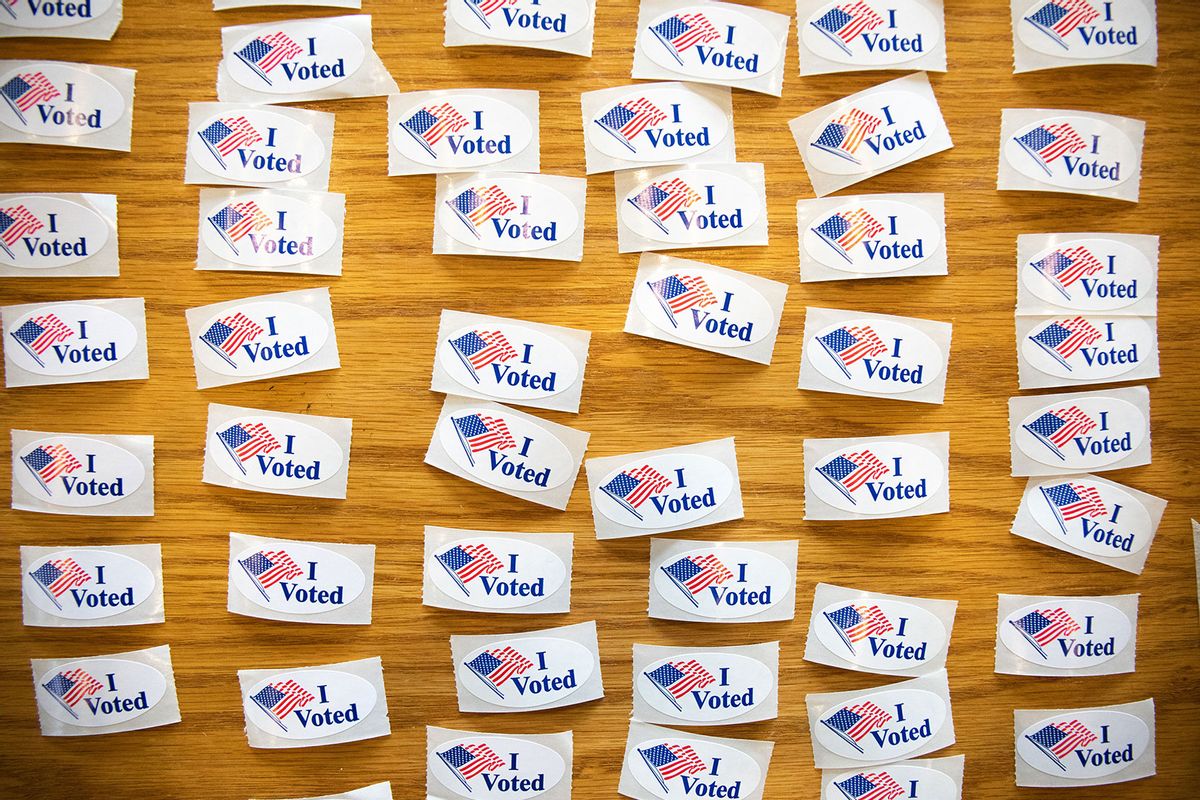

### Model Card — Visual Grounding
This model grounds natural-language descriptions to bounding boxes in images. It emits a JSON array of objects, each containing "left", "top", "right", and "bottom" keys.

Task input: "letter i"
[
  {"left": 1100, "top": 724, "right": 1111, "bottom": 744},
  {"left": 909, "top": 780, "right": 920, "bottom": 798},
  {"left": 473, "top": 110, "right": 484, "bottom": 131},
  {"left": 887, "top": 215, "right": 899, "bottom": 236},
  {"left": 1106, "top": 254, "right": 1117, "bottom": 275},
  {"left": 105, "top": 672, "right": 117, "bottom": 692},
  {"left": 307, "top": 37, "right": 318, "bottom": 57},
  {"left": 317, "top": 684, "right": 329, "bottom": 703},
  {"left": 95, "top": 565, "right": 107, "bottom": 585},
  {"left": 77, "top": 319, "right": 89, "bottom": 340},
  {"left": 520, "top": 343, "right": 534, "bottom": 364},
  {"left": 670, "top": 103, "right": 682, "bottom": 124},
  {"left": 736, "top": 563, "right": 748, "bottom": 583},
  {"left": 1109, "top": 503, "right": 1122, "bottom": 524},
  {"left": 720, "top": 292, "right": 734, "bottom": 313},
  {"left": 1098, "top": 411, "right": 1110, "bottom": 431},
  {"left": 307, "top": 561, "right": 318, "bottom": 581},
  {"left": 266, "top": 127, "right": 278, "bottom": 148},
  {"left": 892, "top": 337, "right": 903, "bottom": 358},
  {"left": 518, "top": 436, "right": 533, "bottom": 458},
  {"left": 266, "top": 315, "right": 279, "bottom": 336},
  {"left": 710, "top": 757, "right": 722, "bottom": 777},
  {"left": 507, "top": 553, "right": 519, "bottom": 573},
  {"left": 887, "top": 9, "right": 898, "bottom": 28},
  {"left": 881, "top": 105, "right": 896, "bottom": 126},
  {"left": 1084, "top": 615, "right": 1094, "bottom": 635},
  {"left": 718, "top": 667, "right": 730, "bottom": 687},
  {"left": 1105, "top": 322, "right": 1115, "bottom": 342},
  {"left": 277, "top": 211, "right": 287, "bottom": 230},
  {"left": 894, "top": 702, "right": 907, "bottom": 722},
  {"left": 508, "top": 752, "right": 520, "bottom": 771},
  {"left": 1091, "top": 135, "right": 1101, "bottom": 155},
  {"left": 893, "top": 457, "right": 903, "bottom": 477},
  {"left": 896, "top": 616, "right": 909, "bottom": 637},
  {"left": 724, "top": 25, "right": 736, "bottom": 45},
  {"left": 705, "top": 185, "right": 716, "bottom": 206},
  {"left": 521, "top": 196, "right": 531, "bottom": 216},
  {"left": 1103, "top": 2, "right": 1113, "bottom": 22},
  {"left": 86, "top": 454, "right": 97, "bottom": 473},
  {"left": 535, "top": 651, "right": 548, "bottom": 671},
  {"left": 283, "top": 434, "right": 296, "bottom": 455},
  {"left": 674, "top": 467, "right": 688, "bottom": 488},
  {"left": 47, "top": 213, "right": 59, "bottom": 234},
  {"left": 65, "top": 83, "right": 75, "bottom": 103}
]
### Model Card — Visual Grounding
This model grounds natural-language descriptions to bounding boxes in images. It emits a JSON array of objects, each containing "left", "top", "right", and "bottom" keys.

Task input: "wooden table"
[{"left": 2, "top": 2, "right": 1198, "bottom": 798}]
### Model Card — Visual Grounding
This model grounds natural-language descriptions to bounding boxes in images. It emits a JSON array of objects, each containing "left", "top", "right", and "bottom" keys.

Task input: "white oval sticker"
[
  {"left": 1022, "top": 315, "right": 1153, "bottom": 382},
  {"left": 25, "top": 549, "right": 155, "bottom": 621},
  {"left": 213, "top": 416, "right": 343, "bottom": 491},
  {"left": 630, "top": 736, "right": 762, "bottom": 800},
  {"left": 440, "top": 323, "right": 579, "bottom": 402},
  {"left": 1017, "top": 710, "right": 1149, "bottom": 779},
  {"left": 810, "top": 441, "right": 944, "bottom": 515},
  {"left": 227, "top": 22, "right": 364, "bottom": 95},
  {"left": 440, "top": 178, "right": 579, "bottom": 253},
  {"left": 815, "top": 687, "right": 947, "bottom": 762},
  {"left": 1028, "top": 477, "right": 1153, "bottom": 558},
  {"left": 654, "top": 546, "right": 791, "bottom": 620},
  {"left": 637, "top": 267, "right": 773, "bottom": 348},
  {"left": 16, "top": 435, "right": 145, "bottom": 508},
  {"left": 805, "top": 199, "right": 941, "bottom": 275},
  {"left": 245, "top": 669, "right": 376, "bottom": 740},
  {"left": 0, "top": 62, "right": 126, "bottom": 137},
  {"left": 6, "top": 303, "right": 137, "bottom": 377},
  {"left": 803, "top": 0, "right": 941, "bottom": 67},
  {"left": 428, "top": 536, "right": 566, "bottom": 610},
  {"left": 438, "top": 408, "right": 573, "bottom": 493},
  {"left": 809, "top": 317, "right": 944, "bottom": 395},
  {"left": 597, "top": 453, "right": 733, "bottom": 530},
  {"left": 1005, "top": 115, "right": 1137, "bottom": 191},
  {"left": 195, "top": 300, "right": 329, "bottom": 377},
  {"left": 193, "top": 109, "right": 326, "bottom": 184},
  {"left": 638, "top": 651, "right": 774, "bottom": 723},
  {"left": 450, "top": 0, "right": 590, "bottom": 42},
  {"left": 0, "top": 196, "right": 110, "bottom": 270},
  {"left": 806, "top": 91, "right": 935, "bottom": 175},
  {"left": 1017, "top": 395, "right": 1146, "bottom": 470},
  {"left": 430, "top": 735, "right": 567, "bottom": 800},
  {"left": 815, "top": 598, "right": 948, "bottom": 671},
  {"left": 1001, "top": 598, "right": 1132, "bottom": 669},
  {"left": 589, "top": 84, "right": 730, "bottom": 164},
  {"left": 3, "top": 0, "right": 115, "bottom": 29},
  {"left": 825, "top": 764, "right": 958, "bottom": 800},
  {"left": 201, "top": 192, "right": 336, "bottom": 268},
  {"left": 1018, "top": 0, "right": 1152, "bottom": 60},
  {"left": 1022, "top": 237, "right": 1153, "bottom": 312},
  {"left": 460, "top": 637, "right": 593, "bottom": 709},
  {"left": 396, "top": 94, "right": 533, "bottom": 169},
  {"left": 644, "top": 6, "right": 779, "bottom": 80},
  {"left": 621, "top": 168, "right": 761, "bottom": 245},
  {"left": 233, "top": 542, "right": 365, "bottom": 615},
  {"left": 37, "top": 658, "right": 165, "bottom": 727}
]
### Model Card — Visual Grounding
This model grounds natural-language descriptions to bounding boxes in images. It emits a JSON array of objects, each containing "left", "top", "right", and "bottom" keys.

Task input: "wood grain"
[{"left": 2, "top": 2, "right": 1199, "bottom": 798}]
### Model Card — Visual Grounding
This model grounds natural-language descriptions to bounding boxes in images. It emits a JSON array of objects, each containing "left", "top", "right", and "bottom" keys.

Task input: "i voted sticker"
[
  {"left": 809, "top": 317, "right": 944, "bottom": 395},
  {"left": 0, "top": 62, "right": 125, "bottom": 137},
  {"left": 396, "top": 94, "right": 533, "bottom": 170},
  {"left": 1018, "top": 709, "right": 1149, "bottom": 779},
  {"left": 816, "top": 599, "right": 947, "bottom": 672},
  {"left": 597, "top": 454, "right": 733, "bottom": 529},
  {"left": 450, "top": 0, "right": 591, "bottom": 42},
  {"left": 195, "top": 300, "right": 328, "bottom": 377},
  {"left": 1028, "top": 477, "right": 1154, "bottom": 558},
  {"left": 1017, "top": 395, "right": 1146, "bottom": 469},
  {"left": 643, "top": 5, "right": 779, "bottom": 81},
  {"left": 37, "top": 658, "right": 166, "bottom": 727},
  {"left": 629, "top": 735, "right": 761, "bottom": 799},
  {"left": 1022, "top": 316, "right": 1155, "bottom": 383},
  {"left": 1023, "top": 237, "right": 1154, "bottom": 313},
  {"left": 201, "top": 192, "right": 336, "bottom": 268},
  {"left": 429, "top": 536, "right": 566, "bottom": 610},
  {"left": 245, "top": 668, "right": 376, "bottom": 740},
  {"left": 815, "top": 687, "right": 947, "bottom": 762},
  {"left": 227, "top": 21, "right": 364, "bottom": 95},
  {"left": 1004, "top": 114, "right": 1138, "bottom": 191},
  {"left": 1001, "top": 598, "right": 1131, "bottom": 669},
  {"left": 803, "top": 0, "right": 941, "bottom": 67},
  {"left": 806, "top": 90, "right": 937, "bottom": 175},
  {"left": 16, "top": 436, "right": 144, "bottom": 508},
  {"left": 459, "top": 637, "right": 594, "bottom": 709},
  {"left": 825, "top": 764, "right": 959, "bottom": 800},
  {"left": 193, "top": 108, "right": 326, "bottom": 184},
  {"left": 233, "top": 542, "right": 365, "bottom": 616},
  {"left": 6, "top": 303, "right": 137, "bottom": 377},
  {"left": 637, "top": 267, "right": 772, "bottom": 347},
  {"left": 439, "top": 177, "right": 579, "bottom": 252},
  {"left": 440, "top": 323, "right": 579, "bottom": 402},
  {"left": 438, "top": 408, "right": 573, "bottom": 492},
  {"left": 212, "top": 415, "right": 343, "bottom": 491},
  {"left": 621, "top": 168, "right": 760, "bottom": 245},
  {"left": 25, "top": 549, "right": 155, "bottom": 621},
  {"left": 588, "top": 83, "right": 730, "bottom": 164},
  {"left": 655, "top": 546, "right": 791, "bottom": 620},
  {"left": 805, "top": 198, "right": 941, "bottom": 275},
  {"left": 2, "top": 0, "right": 116, "bottom": 31},
  {"left": 430, "top": 734, "right": 567, "bottom": 799},
  {"left": 0, "top": 196, "right": 109, "bottom": 270},
  {"left": 638, "top": 651, "right": 773, "bottom": 723},
  {"left": 810, "top": 440, "right": 944, "bottom": 515},
  {"left": 1018, "top": 0, "right": 1152, "bottom": 60}
]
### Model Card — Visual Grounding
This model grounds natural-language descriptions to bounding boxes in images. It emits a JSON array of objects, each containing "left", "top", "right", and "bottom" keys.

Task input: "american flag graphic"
[
  {"left": 238, "top": 550, "right": 303, "bottom": 601},
  {"left": 649, "top": 13, "right": 721, "bottom": 64},
  {"left": 251, "top": 679, "right": 315, "bottom": 732},
  {"left": 811, "top": 209, "right": 885, "bottom": 263},
  {"left": 197, "top": 115, "right": 262, "bottom": 169},
  {"left": 601, "top": 464, "right": 673, "bottom": 521},
  {"left": 810, "top": 2, "right": 885, "bottom": 55},
  {"left": 217, "top": 421, "right": 281, "bottom": 474},
  {"left": 1014, "top": 123, "right": 1087, "bottom": 176},
  {"left": 646, "top": 274, "right": 716, "bottom": 328},
  {"left": 822, "top": 701, "right": 893, "bottom": 753},
  {"left": 1010, "top": 607, "right": 1081, "bottom": 659},
  {"left": 1028, "top": 316, "right": 1103, "bottom": 370},
  {"left": 0, "top": 204, "right": 43, "bottom": 258},
  {"left": 1039, "top": 481, "right": 1107, "bottom": 533},
  {"left": 824, "top": 604, "right": 894, "bottom": 654},
  {"left": 235, "top": 31, "right": 304, "bottom": 85},
  {"left": 207, "top": 201, "right": 273, "bottom": 256},
  {"left": 595, "top": 97, "right": 667, "bottom": 153},
  {"left": 628, "top": 178, "right": 702, "bottom": 233},
  {"left": 1024, "top": 0, "right": 1100, "bottom": 48},
  {"left": 400, "top": 102, "right": 470, "bottom": 158},
  {"left": 1026, "top": 720, "right": 1098, "bottom": 771},
  {"left": 10, "top": 313, "right": 74, "bottom": 368},
  {"left": 816, "top": 450, "right": 890, "bottom": 505},
  {"left": 1, "top": 71, "right": 59, "bottom": 124},
  {"left": 817, "top": 325, "right": 888, "bottom": 379},
  {"left": 20, "top": 444, "right": 82, "bottom": 496},
  {"left": 834, "top": 771, "right": 906, "bottom": 800},
  {"left": 638, "top": 743, "right": 706, "bottom": 792},
  {"left": 436, "top": 543, "right": 504, "bottom": 596},
  {"left": 447, "top": 185, "right": 517, "bottom": 238},
  {"left": 1029, "top": 245, "right": 1105, "bottom": 300},
  {"left": 451, "top": 413, "right": 516, "bottom": 465},
  {"left": 447, "top": 329, "right": 517, "bottom": 383},
  {"left": 661, "top": 554, "right": 733, "bottom": 607},
  {"left": 199, "top": 312, "right": 264, "bottom": 368},
  {"left": 437, "top": 743, "right": 505, "bottom": 790},
  {"left": 811, "top": 109, "right": 883, "bottom": 164},
  {"left": 643, "top": 660, "right": 715, "bottom": 711},
  {"left": 463, "top": 0, "right": 519, "bottom": 28},
  {"left": 29, "top": 558, "right": 91, "bottom": 610},
  {"left": 42, "top": 668, "right": 103, "bottom": 718},
  {"left": 1, "top": 0, "right": 15, "bottom": 20},
  {"left": 464, "top": 646, "right": 534, "bottom": 698},
  {"left": 1022, "top": 405, "right": 1097, "bottom": 460}
]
